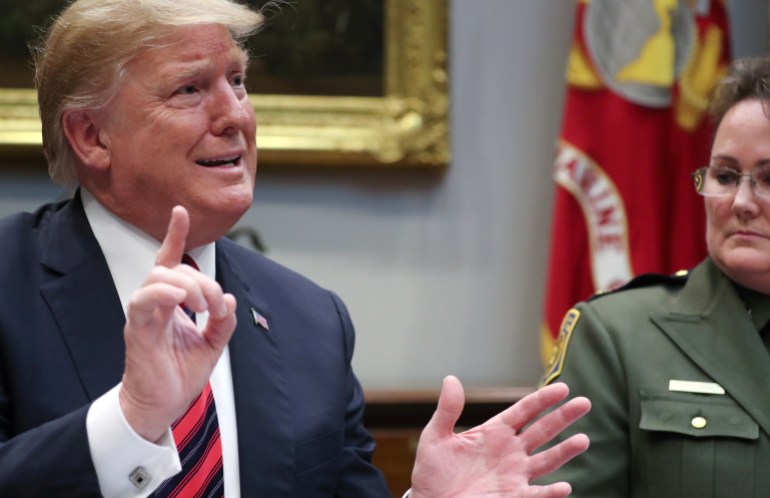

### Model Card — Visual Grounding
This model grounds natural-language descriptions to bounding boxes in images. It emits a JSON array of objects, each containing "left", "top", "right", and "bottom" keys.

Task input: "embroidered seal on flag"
[{"left": 584, "top": 0, "right": 696, "bottom": 107}]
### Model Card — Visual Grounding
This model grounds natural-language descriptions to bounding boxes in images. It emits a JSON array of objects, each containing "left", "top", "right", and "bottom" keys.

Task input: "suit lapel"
[
  {"left": 38, "top": 198, "right": 299, "bottom": 491},
  {"left": 38, "top": 194, "right": 126, "bottom": 400},
  {"left": 652, "top": 258, "right": 770, "bottom": 436},
  {"left": 216, "top": 242, "right": 295, "bottom": 496}
]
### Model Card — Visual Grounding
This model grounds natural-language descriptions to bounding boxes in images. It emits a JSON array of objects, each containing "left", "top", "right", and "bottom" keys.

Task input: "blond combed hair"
[{"left": 33, "top": 0, "right": 265, "bottom": 186}]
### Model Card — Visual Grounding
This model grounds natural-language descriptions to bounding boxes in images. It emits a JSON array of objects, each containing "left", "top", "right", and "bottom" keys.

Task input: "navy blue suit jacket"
[{"left": 0, "top": 194, "right": 389, "bottom": 497}]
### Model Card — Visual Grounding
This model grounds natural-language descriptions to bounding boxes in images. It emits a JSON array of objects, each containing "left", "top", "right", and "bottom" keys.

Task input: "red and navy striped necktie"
[{"left": 151, "top": 254, "right": 224, "bottom": 498}]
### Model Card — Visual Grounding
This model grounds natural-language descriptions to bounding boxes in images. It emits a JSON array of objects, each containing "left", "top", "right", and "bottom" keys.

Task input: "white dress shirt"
[{"left": 81, "top": 189, "right": 241, "bottom": 497}]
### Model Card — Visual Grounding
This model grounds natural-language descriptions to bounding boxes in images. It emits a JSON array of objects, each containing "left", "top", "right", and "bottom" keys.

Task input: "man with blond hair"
[{"left": 0, "top": 0, "right": 590, "bottom": 496}]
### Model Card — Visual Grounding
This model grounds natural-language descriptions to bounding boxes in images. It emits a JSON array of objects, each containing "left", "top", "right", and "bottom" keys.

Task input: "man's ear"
[{"left": 61, "top": 109, "right": 111, "bottom": 170}]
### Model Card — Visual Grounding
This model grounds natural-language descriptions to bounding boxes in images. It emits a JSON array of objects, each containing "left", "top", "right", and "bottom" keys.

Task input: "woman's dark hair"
[{"left": 710, "top": 56, "right": 770, "bottom": 128}]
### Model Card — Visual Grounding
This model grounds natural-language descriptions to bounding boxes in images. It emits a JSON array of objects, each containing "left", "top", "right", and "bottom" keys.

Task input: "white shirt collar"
[{"left": 80, "top": 188, "right": 216, "bottom": 315}]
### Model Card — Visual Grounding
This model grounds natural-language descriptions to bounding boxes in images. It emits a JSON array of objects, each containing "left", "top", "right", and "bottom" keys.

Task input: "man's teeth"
[{"left": 196, "top": 156, "right": 239, "bottom": 167}]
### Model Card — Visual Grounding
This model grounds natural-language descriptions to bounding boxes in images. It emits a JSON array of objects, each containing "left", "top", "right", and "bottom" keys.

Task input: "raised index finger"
[{"left": 155, "top": 206, "right": 189, "bottom": 268}]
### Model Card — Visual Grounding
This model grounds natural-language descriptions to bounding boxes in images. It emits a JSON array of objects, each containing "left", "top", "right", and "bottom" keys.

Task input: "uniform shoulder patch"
[{"left": 541, "top": 308, "right": 581, "bottom": 386}]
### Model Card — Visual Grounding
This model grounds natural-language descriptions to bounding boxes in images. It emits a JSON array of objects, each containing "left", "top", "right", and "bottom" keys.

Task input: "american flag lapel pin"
[{"left": 251, "top": 307, "right": 269, "bottom": 331}]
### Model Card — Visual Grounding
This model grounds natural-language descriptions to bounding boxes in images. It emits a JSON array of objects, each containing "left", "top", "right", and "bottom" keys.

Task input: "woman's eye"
[
  {"left": 756, "top": 169, "right": 770, "bottom": 187},
  {"left": 714, "top": 172, "right": 737, "bottom": 185}
]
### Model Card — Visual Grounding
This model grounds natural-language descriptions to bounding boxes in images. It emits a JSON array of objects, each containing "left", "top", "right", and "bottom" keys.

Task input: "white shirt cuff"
[
  {"left": 402, "top": 489, "right": 412, "bottom": 498},
  {"left": 86, "top": 384, "right": 182, "bottom": 498}
]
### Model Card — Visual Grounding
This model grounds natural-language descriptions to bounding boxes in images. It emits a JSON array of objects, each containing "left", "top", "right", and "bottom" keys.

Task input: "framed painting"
[{"left": 0, "top": 0, "right": 449, "bottom": 169}]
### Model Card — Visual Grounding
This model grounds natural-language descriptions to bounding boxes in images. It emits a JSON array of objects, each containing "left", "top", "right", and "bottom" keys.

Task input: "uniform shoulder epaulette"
[{"left": 588, "top": 269, "right": 689, "bottom": 301}]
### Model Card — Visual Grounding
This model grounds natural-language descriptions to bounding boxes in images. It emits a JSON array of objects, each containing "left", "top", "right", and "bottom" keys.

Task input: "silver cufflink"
[{"left": 129, "top": 466, "right": 152, "bottom": 489}]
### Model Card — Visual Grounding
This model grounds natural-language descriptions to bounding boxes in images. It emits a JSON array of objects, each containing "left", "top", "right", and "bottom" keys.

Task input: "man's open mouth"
[{"left": 196, "top": 156, "right": 241, "bottom": 167}]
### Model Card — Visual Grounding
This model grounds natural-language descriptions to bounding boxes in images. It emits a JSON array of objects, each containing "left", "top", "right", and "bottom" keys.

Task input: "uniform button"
[{"left": 691, "top": 416, "right": 707, "bottom": 429}]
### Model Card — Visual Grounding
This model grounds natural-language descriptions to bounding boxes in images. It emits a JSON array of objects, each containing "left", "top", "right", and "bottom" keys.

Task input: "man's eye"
[
  {"left": 232, "top": 75, "right": 245, "bottom": 87},
  {"left": 178, "top": 85, "right": 197, "bottom": 95}
]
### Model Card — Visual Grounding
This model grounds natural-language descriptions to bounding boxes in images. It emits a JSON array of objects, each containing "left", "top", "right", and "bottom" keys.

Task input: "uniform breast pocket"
[
  {"left": 639, "top": 390, "right": 758, "bottom": 439},
  {"left": 638, "top": 390, "right": 759, "bottom": 498}
]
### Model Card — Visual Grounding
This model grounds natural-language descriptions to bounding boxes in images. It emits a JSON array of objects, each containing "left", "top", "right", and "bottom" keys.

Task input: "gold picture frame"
[{"left": 0, "top": 0, "right": 449, "bottom": 169}]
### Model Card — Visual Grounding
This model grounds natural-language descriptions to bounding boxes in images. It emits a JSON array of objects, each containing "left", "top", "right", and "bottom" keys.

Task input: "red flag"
[{"left": 541, "top": 0, "right": 731, "bottom": 363}]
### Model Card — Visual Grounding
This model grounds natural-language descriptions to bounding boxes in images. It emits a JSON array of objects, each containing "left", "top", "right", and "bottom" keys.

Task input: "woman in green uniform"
[{"left": 540, "top": 55, "right": 770, "bottom": 497}]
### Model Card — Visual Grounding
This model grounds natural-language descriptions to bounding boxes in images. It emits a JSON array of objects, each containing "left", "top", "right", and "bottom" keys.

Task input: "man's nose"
[{"left": 209, "top": 84, "right": 251, "bottom": 136}]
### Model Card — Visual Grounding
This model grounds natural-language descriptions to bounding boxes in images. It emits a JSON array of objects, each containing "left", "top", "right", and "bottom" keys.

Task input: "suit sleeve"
[
  {"left": 328, "top": 291, "right": 391, "bottom": 498},
  {"left": 536, "top": 302, "right": 631, "bottom": 497},
  {"left": 0, "top": 393, "right": 101, "bottom": 496}
]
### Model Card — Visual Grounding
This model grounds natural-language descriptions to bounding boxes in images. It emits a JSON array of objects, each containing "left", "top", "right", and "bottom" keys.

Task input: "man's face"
[{"left": 95, "top": 23, "right": 257, "bottom": 246}]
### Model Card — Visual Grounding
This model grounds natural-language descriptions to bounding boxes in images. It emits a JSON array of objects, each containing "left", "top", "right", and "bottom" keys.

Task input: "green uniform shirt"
[{"left": 539, "top": 257, "right": 770, "bottom": 497}]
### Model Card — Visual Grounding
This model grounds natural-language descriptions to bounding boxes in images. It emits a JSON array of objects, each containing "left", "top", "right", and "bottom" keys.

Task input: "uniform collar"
[{"left": 734, "top": 282, "right": 770, "bottom": 332}]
